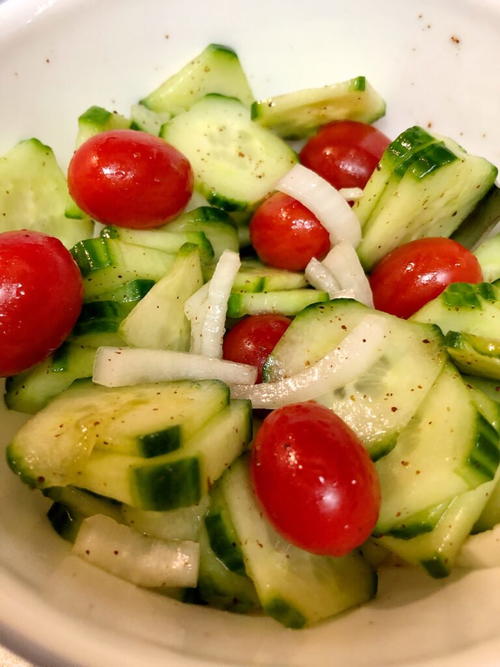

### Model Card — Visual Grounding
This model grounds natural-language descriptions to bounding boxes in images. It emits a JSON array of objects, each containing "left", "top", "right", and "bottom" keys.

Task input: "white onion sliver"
[
  {"left": 184, "top": 283, "right": 210, "bottom": 354},
  {"left": 184, "top": 282, "right": 209, "bottom": 320},
  {"left": 322, "top": 241, "right": 374, "bottom": 307},
  {"left": 231, "top": 315, "right": 388, "bottom": 408},
  {"left": 200, "top": 250, "right": 241, "bottom": 359},
  {"left": 276, "top": 164, "right": 361, "bottom": 247},
  {"left": 93, "top": 347, "right": 257, "bottom": 387},
  {"left": 73, "top": 515, "right": 199, "bottom": 588},
  {"left": 305, "top": 258, "right": 341, "bottom": 297},
  {"left": 338, "top": 187, "right": 364, "bottom": 202}
]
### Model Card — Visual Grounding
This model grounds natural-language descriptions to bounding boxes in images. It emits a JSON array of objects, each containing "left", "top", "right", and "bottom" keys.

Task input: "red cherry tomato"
[
  {"left": 369, "top": 237, "right": 483, "bottom": 319},
  {"left": 0, "top": 230, "right": 83, "bottom": 376},
  {"left": 249, "top": 192, "right": 330, "bottom": 271},
  {"left": 223, "top": 314, "right": 291, "bottom": 382},
  {"left": 68, "top": 129, "right": 193, "bottom": 229},
  {"left": 300, "top": 120, "right": 390, "bottom": 190},
  {"left": 251, "top": 402, "right": 380, "bottom": 556}
]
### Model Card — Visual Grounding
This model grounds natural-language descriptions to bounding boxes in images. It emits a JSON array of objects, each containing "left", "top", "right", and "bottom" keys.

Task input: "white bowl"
[{"left": 1, "top": 0, "right": 500, "bottom": 665}]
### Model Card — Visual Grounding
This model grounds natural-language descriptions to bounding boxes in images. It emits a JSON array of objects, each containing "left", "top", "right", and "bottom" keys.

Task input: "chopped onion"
[
  {"left": 93, "top": 346, "right": 258, "bottom": 387},
  {"left": 338, "top": 187, "right": 364, "bottom": 202},
  {"left": 73, "top": 514, "right": 199, "bottom": 588},
  {"left": 305, "top": 258, "right": 341, "bottom": 296},
  {"left": 184, "top": 283, "right": 210, "bottom": 354},
  {"left": 231, "top": 315, "right": 388, "bottom": 408},
  {"left": 276, "top": 164, "right": 361, "bottom": 247},
  {"left": 322, "top": 241, "right": 374, "bottom": 307},
  {"left": 200, "top": 250, "right": 240, "bottom": 358}
]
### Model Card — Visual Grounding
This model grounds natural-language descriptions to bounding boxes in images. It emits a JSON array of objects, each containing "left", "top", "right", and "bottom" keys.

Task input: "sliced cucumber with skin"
[
  {"left": 375, "top": 364, "right": 500, "bottom": 535},
  {"left": 7, "top": 380, "right": 229, "bottom": 487},
  {"left": 473, "top": 232, "right": 500, "bottom": 282},
  {"left": 412, "top": 281, "right": 500, "bottom": 339},
  {"left": 452, "top": 185, "right": 500, "bottom": 250},
  {"left": 264, "top": 299, "right": 446, "bottom": 459},
  {"left": 4, "top": 344, "right": 96, "bottom": 414},
  {"left": 227, "top": 289, "right": 328, "bottom": 318},
  {"left": 354, "top": 126, "right": 437, "bottom": 226},
  {"left": 232, "top": 260, "right": 306, "bottom": 293},
  {"left": 98, "top": 278, "right": 155, "bottom": 304},
  {"left": 0, "top": 138, "right": 92, "bottom": 247},
  {"left": 69, "top": 300, "right": 133, "bottom": 347},
  {"left": 196, "top": 524, "right": 260, "bottom": 614},
  {"left": 75, "top": 105, "right": 131, "bottom": 148},
  {"left": 377, "top": 471, "right": 499, "bottom": 578},
  {"left": 130, "top": 103, "right": 170, "bottom": 136},
  {"left": 205, "top": 480, "right": 246, "bottom": 575},
  {"left": 165, "top": 206, "right": 239, "bottom": 261},
  {"left": 71, "top": 238, "right": 175, "bottom": 301},
  {"left": 445, "top": 331, "right": 500, "bottom": 381},
  {"left": 162, "top": 94, "right": 297, "bottom": 212},
  {"left": 121, "top": 496, "right": 209, "bottom": 542},
  {"left": 119, "top": 243, "right": 204, "bottom": 352},
  {"left": 101, "top": 225, "right": 213, "bottom": 266},
  {"left": 75, "top": 399, "right": 252, "bottom": 510},
  {"left": 140, "top": 43, "right": 254, "bottom": 114},
  {"left": 251, "top": 76, "right": 385, "bottom": 140},
  {"left": 357, "top": 132, "right": 498, "bottom": 270},
  {"left": 217, "top": 457, "right": 376, "bottom": 628}
]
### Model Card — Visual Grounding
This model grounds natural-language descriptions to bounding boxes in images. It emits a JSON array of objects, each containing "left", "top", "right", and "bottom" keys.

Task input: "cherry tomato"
[
  {"left": 249, "top": 192, "right": 330, "bottom": 271},
  {"left": 251, "top": 402, "right": 380, "bottom": 556},
  {"left": 223, "top": 314, "right": 291, "bottom": 382},
  {"left": 68, "top": 129, "right": 193, "bottom": 229},
  {"left": 300, "top": 120, "right": 391, "bottom": 190},
  {"left": 0, "top": 230, "right": 83, "bottom": 376},
  {"left": 369, "top": 237, "right": 483, "bottom": 319}
]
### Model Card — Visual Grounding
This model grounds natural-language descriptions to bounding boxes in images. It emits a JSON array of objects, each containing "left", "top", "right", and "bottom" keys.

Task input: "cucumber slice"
[
  {"left": 121, "top": 496, "right": 209, "bottom": 541},
  {"left": 75, "top": 400, "right": 252, "bottom": 510},
  {"left": 162, "top": 94, "right": 297, "bottom": 212},
  {"left": 71, "top": 238, "right": 175, "bottom": 301},
  {"left": 217, "top": 457, "right": 376, "bottom": 628},
  {"left": 227, "top": 289, "right": 328, "bottom": 318},
  {"left": 73, "top": 514, "right": 199, "bottom": 588},
  {"left": 98, "top": 279, "right": 155, "bottom": 303},
  {"left": 197, "top": 524, "right": 260, "bottom": 613},
  {"left": 445, "top": 331, "right": 500, "bottom": 381},
  {"left": 166, "top": 207, "right": 239, "bottom": 261},
  {"left": 473, "top": 232, "right": 500, "bottom": 282},
  {"left": 412, "top": 281, "right": 500, "bottom": 339},
  {"left": 232, "top": 260, "right": 306, "bottom": 293},
  {"left": 375, "top": 364, "right": 500, "bottom": 535},
  {"left": 252, "top": 76, "right": 385, "bottom": 139},
  {"left": 101, "top": 225, "right": 213, "bottom": 266},
  {"left": 205, "top": 480, "right": 246, "bottom": 575},
  {"left": 265, "top": 299, "right": 445, "bottom": 458},
  {"left": 69, "top": 300, "right": 133, "bottom": 347},
  {"left": 4, "top": 344, "right": 96, "bottom": 414},
  {"left": 130, "top": 103, "right": 170, "bottom": 136},
  {"left": 377, "top": 472, "right": 498, "bottom": 578},
  {"left": 0, "top": 138, "right": 92, "bottom": 247},
  {"left": 140, "top": 44, "right": 254, "bottom": 114},
  {"left": 47, "top": 503, "right": 84, "bottom": 543},
  {"left": 7, "top": 379, "right": 229, "bottom": 487},
  {"left": 119, "top": 243, "right": 204, "bottom": 352},
  {"left": 76, "top": 105, "right": 131, "bottom": 148},
  {"left": 452, "top": 185, "right": 500, "bottom": 250},
  {"left": 357, "top": 133, "right": 498, "bottom": 270}
]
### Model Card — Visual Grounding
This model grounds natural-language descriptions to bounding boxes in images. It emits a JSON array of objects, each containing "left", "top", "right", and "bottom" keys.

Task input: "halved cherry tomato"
[
  {"left": 251, "top": 401, "right": 380, "bottom": 556},
  {"left": 370, "top": 237, "right": 483, "bottom": 319},
  {"left": 0, "top": 230, "right": 83, "bottom": 376},
  {"left": 223, "top": 314, "right": 291, "bottom": 382},
  {"left": 68, "top": 129, "right": 193, "bottom": 229},
  {"left": 249, "top": 192, "right": 330, "bottom": 271},
  {"left": 300, "top": 120, "right": 390, "bottom": 190}
]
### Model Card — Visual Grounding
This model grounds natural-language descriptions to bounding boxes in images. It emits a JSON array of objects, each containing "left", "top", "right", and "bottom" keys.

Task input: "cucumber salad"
[{"left": 1, "top": 43, "right": 500, "bottom": 629}]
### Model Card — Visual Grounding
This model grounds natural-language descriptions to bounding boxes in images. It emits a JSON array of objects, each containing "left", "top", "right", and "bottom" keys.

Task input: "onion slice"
[
  {"left": 338, "top": 187, "right": 364, "bottom": 202},
  {"left": 93, "top": 346, "right": 258, "bottom": 387},
  {"left": 322, "top": 241, "right": 374, "bottom": 307},
  {"left": 305, "top": 257, "right": 356, "bottom": 300},
  {"left": 231, "top": 314, "right": 388, "bottom": 408},
  {"left": 184, "top": 283, "right": 209, "bottom": 354},
  {"left": 200, "top": 250, "right": 240, "bottom": 358},
  {"left": 276, "top": 164, "right": 361, "bottom": 247},
  {"left": 73, "top": 514, "right": 199, "bottom": 588}
]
